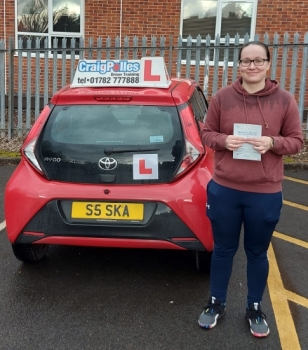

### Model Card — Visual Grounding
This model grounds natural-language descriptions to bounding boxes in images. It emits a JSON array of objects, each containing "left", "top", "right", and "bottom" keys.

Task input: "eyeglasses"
[{"left": 239, "top": 58, "right": 269, "bottom": 67}]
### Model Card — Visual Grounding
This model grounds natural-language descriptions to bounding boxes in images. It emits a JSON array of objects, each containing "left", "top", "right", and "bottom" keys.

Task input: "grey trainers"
[
  {"left": 198, "top": 296, "right": 226, "bottom": 329},
  {"left": 246, "top": 302, "right": 270, "bottom": 337}
]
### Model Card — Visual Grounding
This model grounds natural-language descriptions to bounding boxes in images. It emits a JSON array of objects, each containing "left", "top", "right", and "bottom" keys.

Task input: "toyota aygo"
[{"left": 5, "top": 57, "right": 214, "bottom": 270}]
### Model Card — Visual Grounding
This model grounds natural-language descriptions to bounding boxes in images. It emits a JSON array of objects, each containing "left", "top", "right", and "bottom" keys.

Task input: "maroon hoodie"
[{"left": 201, "top": 78, "right": 304, "bottom": 193}]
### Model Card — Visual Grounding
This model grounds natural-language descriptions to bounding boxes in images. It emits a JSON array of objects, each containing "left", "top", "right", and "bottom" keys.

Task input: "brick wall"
[
  {"left": 256, "top": 0, "right": 308, "bottom": 35},
  {"left": 2, "top": 0, "right": 308, "bottom": 45},
  {"left": 85, "top": 0, "right": 181, "bottom": 41},
  {"left": 1, "top": 0, "right": 308, "bottom": 105},
  {"left": 1, "top": 0, "right": 15, "bottom": 40}
]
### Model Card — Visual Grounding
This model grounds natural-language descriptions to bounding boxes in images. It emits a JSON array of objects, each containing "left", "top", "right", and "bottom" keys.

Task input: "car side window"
[{"left": 189, "top": 88, "right": 209, "bottom": 129}]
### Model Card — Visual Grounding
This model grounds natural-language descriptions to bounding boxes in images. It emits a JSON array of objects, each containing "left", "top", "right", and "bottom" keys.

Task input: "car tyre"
[
  {"left": 12, "top": 243, "right": 49, "bottom": 263},
  {"left": 195, "top": 250, "right": 212, "bottom": 272}
]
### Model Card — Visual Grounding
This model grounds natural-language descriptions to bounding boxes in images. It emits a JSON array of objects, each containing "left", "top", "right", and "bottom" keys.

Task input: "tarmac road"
[{"left": 0, "top": 163, "right": 307, "bottom": 350}]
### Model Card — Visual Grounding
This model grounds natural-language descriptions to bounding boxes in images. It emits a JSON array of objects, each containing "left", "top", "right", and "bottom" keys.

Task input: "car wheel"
[
  {"left": 195, "top": 250, "right": 212, "bottom": 272},
  {"left": 12, "top": 243, "right": 49, "bottom": 263}
]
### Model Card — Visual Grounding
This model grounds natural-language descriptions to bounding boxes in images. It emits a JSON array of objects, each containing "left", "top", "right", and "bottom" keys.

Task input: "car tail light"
[
  {"left": 22, "top": 138, "right": 44, "bottom": 175},
  {"left": 21, "top": 105, "right": 51, "bottom": 176},
  {"left": 174, "top": 105, "right": 205, "bottom": 177}
]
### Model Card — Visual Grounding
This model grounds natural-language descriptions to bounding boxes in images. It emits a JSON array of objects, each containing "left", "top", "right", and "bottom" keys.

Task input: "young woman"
[{"left": 198, "top": 41, "right": 303, "bottom": 337}]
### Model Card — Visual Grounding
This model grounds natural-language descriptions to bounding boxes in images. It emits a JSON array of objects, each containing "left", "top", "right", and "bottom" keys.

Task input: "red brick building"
[
  {"left": 0, "top": 0, "right": 306, "bottom": 45},
  {"left": 0, "top": 0, "right": 307, "bottom": 109}
]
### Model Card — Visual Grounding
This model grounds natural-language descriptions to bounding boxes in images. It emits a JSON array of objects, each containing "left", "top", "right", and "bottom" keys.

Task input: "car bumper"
[{"left": 5, "top": 160, "right": 213, "bottom": 252}]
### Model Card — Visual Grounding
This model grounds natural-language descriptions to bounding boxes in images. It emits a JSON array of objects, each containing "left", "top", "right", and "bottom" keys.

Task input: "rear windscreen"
[
  {"left": 49, "top": 105, "right": 177, "bottom": 146},
  {"left": 38, "top": 104, "right": 184, "bottom": 184}
]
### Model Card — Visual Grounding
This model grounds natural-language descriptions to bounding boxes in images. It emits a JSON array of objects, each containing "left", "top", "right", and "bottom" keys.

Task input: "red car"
[{"left": 5, "top": 57, "right": 214, "bottom": 270}]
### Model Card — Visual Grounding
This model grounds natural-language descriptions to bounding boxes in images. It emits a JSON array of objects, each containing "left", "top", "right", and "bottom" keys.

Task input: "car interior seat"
[
  {"left": 135, "top": 106, "right": 172, "bottom": 143},
  {"left": 136, "top": 106, "right": 160, "bottom": 127},
  {"left": 92, "top": 108, "right": 123, "bottom": 132}
]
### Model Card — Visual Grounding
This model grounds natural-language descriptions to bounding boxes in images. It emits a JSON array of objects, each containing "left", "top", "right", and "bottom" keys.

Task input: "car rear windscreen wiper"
[{"left": 104, "top": 147, "right": 160, "bottom": 155}]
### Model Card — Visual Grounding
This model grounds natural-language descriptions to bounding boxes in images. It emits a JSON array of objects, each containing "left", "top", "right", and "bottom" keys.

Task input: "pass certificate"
[{"left": 233, "top": 123, "right": 262, "bottom": 161}]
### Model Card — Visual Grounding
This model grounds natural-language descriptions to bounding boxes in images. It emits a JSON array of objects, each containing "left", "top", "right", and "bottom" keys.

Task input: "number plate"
[{"left": 71, "top": 202, "right": 144, "bottom": 221}]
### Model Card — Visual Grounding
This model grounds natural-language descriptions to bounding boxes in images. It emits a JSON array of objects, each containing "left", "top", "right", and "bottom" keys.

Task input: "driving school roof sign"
[{"left": 71, "top": 57, "right": 171, "bottom": 88}]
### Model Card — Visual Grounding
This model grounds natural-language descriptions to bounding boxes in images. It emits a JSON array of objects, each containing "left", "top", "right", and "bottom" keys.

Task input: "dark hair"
[{"left": 238, "top": 41, "right": 270, "bottom": 61}]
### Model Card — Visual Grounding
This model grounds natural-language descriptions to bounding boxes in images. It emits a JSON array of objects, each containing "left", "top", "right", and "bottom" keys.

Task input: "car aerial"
[{"left": 4, "top": 57, "right": 214, "bottom": 271}]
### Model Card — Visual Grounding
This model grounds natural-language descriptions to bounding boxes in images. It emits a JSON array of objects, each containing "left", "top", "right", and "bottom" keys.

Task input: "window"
[
  {"left": 182, "top": 0, "right": 257, "bottom": 38},
  {"left": 181, "top": 0, "right": 257, "bottom": 62},
  {"left": 49, "top": 105, "right": 178, "bottom": 146},
  {"left": 189, "top": 88, "right": 208, "bottom": 125},
  {"left": 16, "top": 0, "right": 84, "bottom": 50}
]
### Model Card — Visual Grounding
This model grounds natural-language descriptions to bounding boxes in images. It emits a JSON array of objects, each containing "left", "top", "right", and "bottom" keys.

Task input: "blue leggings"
[{"left": 206, "top": 180, "right": 282, "bottom": 305}]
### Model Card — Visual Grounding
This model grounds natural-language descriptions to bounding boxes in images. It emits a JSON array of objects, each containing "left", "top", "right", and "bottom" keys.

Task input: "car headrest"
[{"left": 139, "top": 106, "right": 161, "bottom": 124}]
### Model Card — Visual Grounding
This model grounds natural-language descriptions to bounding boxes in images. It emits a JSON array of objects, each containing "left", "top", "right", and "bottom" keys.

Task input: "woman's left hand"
[{"left": 245, "top": 136, "right": 273, "bottom": 154}]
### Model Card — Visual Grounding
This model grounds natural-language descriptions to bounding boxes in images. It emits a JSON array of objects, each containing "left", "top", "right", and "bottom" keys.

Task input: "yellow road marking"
[
  {"left": 283, "top": 200, "right": 308, "bottom": 211},
  {"left": 284, "top": 290, "right": 308, "bottom": 308},
  {"left": 268, "top": 175, "right": 308, "bottom": 348},
  {"left": 284, "top": 176, "right": 308, "bottom": 185},
  {"left": 268, "top": 244, "right": 301, "bottom": 350},
  {"left": 273, "top": 231, "right": 308, "bottom": 249}
]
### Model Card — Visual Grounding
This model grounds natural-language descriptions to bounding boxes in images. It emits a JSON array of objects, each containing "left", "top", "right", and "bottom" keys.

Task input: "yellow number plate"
[{"left": 71, "top": 202, "right": 144, "bottom": 220}]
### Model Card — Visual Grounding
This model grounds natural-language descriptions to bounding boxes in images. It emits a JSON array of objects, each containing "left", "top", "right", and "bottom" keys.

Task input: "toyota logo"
[{"left": 98, "top": 157, "right": 118, "bottom": 170}]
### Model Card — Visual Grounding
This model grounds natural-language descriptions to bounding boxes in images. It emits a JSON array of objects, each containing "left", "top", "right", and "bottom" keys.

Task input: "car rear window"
[{"left": 49, "top": 105, "right": 176, "bottom": 146}]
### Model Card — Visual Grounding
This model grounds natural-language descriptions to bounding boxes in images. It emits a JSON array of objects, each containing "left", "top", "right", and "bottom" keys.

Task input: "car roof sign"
[{"left": 71, "top": 57, "right": 171, "bottom": 88}]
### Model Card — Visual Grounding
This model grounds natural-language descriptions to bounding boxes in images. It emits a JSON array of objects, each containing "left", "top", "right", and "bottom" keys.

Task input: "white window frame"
[
  {"left": 180, "top": 0, "right": 258, "bottom": 65},
  {"left": 15, "top": 0, "right": 85, "bottom": 57}
]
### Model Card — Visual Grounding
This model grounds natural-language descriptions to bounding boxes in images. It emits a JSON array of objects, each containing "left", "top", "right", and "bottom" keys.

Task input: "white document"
[{"left": 233, "top": 123, "right": 262, "bottom": 161}]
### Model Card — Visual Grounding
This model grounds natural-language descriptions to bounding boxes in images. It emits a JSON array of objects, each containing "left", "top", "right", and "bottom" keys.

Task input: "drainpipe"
[
  {"left": 4, "top": 0, "right": 7, "bottom": 93},
  {"left": 119, "top": 0, "right": 122, "bottom": 58}
]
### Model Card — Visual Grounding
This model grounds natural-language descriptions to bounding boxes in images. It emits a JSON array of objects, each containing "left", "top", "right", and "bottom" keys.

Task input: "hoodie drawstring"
[
  {"left": 257, "top": 96, "right": 269, "bottom": 128},
  {"left": 243, "top": 94, "right": 249, "bottom": 124},
  {"left": 242, "top": 94, "right": 269, "bottom": 129}
]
